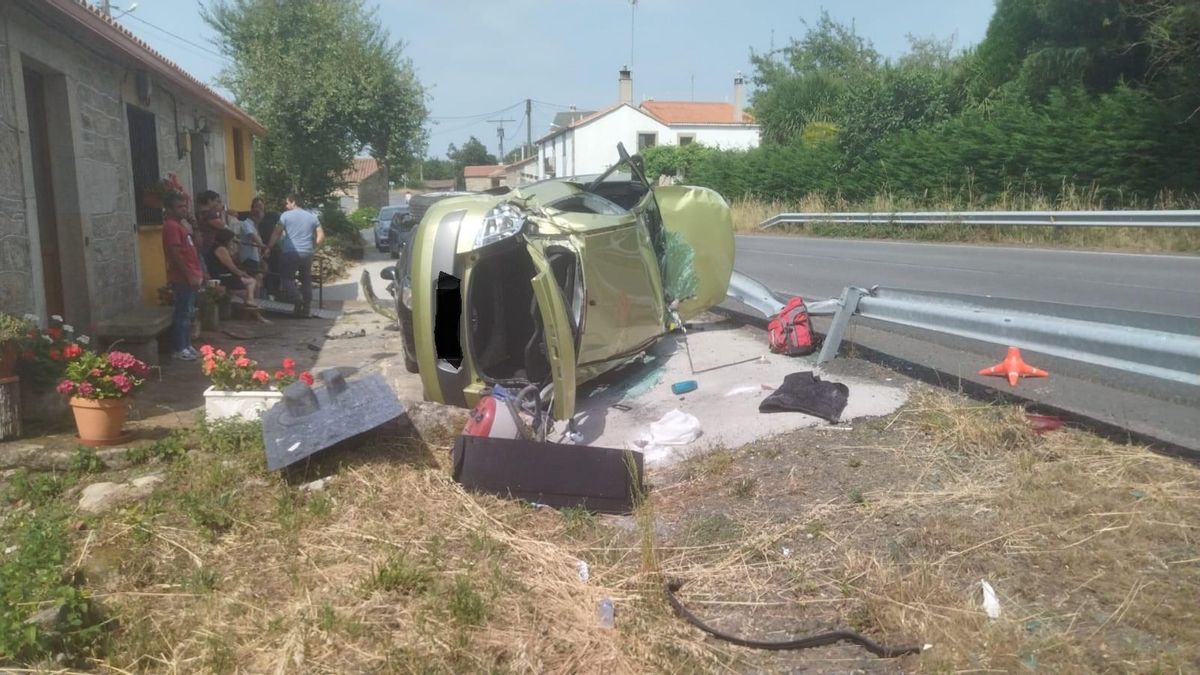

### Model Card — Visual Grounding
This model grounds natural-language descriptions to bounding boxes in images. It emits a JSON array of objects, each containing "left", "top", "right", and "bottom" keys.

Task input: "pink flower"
[
  {"left": 252, "top": 370, "right": 269, "bottom": 384},
  {"left": 107, "top": 351, "right": 141, "bottom": 370},
  {"left": 112, "top": 374, "right": 132, "bottom": 394},
  {"left": 56, "top": 380, "right": 75, "bottom": 395},
  {"left": 77, "top": 382, "right": 95, "bottom": 398},
  {"left": 63, "top": 344, "right": 83, "bottom": 359},
  {"left": 231, "top": 346, "right": 247, "bottom": 357},
  {"left": 90, "top": 368, "right": 102, "bottom": 377},
  {"left": 282, "top": 358, "right": 296, "bottom": 372},
  {"left": 235, "top": 357, "right": 251, "bottom": 368},
  {"left": 299, "top": 372, "right": 314, "bottom": 386},
  {"left": 199, "top": 344, "right": 215, "bottom": 357}
]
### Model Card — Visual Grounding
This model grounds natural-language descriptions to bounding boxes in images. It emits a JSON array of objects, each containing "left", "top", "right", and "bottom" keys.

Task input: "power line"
[
  {"left": 121, "top": 13, "right": 231, "bottom": 63},
  {"left": 428, "top": 100, "right": 524, "bottom": 121}
]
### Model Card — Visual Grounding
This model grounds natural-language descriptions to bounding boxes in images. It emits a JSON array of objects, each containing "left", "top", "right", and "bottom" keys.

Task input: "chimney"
[
  {"left": 619, "top": 66, "right": 633, "bottom": 105},
  {"left": 733, "top": 72, "right": 745, "bottom": 123}
]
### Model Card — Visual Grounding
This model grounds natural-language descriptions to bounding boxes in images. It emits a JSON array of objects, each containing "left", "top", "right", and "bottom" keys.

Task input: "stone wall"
[
  {"left": 357, "top": 169, "right": 389, "bottom": 210},
  {"left": 0, "top": 13, "right": 34, "bottom": 316}
]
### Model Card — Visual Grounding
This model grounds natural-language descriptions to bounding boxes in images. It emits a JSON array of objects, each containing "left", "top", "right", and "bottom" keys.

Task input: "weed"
[
  {"left": 847, "top": 456, "right": 862, "bottom": 468},
  {"left": 804, "top": 520, "right": 826, "bottom": 537},
  {"left": 307, "top": 492, "right": 332, "bottom": 517},
  {"left": 198, "top": 416, "right": 263, "bottom": 457},
  {"left": 68, "top": 447, "right": 106, "bottom": 476},
  {"left": 179, "top": 491, "right": 236, "bottom": 536},
  {"left": 203, "top": 634, "right": 235, "bottom": 673},
  {"left": 186, "top": 566, "right": 220, "bottom": 592},
  {"left": 849, "top": 489, "right": 866, "bottom": 505},
  {"left": 126, "top": 433, "right": 186, "bottom": 465},
  {"left": 684, "top": 447, "right": 734, "bottom": 480},
  {"left": 685, "top": 514, "right": 742, "bottom": 546},
  {"left": 467, "top": 529, "right": 508, "bottom": 559},
  {"left": 559, "top": 505, "right": 596, "bottom": 533},
  {"left": 731, "top": 476, "right": 758, "bottom": 499},
  {"left": 367, "top": 554, "right": 431, "bottom": 594},
  {"left": 445, "top": 576, "right": 488, "bottom": 626},
  {"left": 3, "top": 470, "right": 67, "bottom": 506},
  {"left": 318, "top": 603, "right": 338, "bottom": 631}
]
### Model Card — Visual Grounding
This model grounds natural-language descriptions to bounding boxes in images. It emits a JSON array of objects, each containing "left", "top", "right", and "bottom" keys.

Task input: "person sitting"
[
  {"left": 204, "top": 229, "right": 259, "bottom": 307},
  {"left": 238, "top": 197, "right": 269, "bottom": 296}
]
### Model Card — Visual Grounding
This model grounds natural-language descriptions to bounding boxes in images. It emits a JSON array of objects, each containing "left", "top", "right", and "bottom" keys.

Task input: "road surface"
[{"left": 735, "top": 235, "right": 1200, "bottom": 318}]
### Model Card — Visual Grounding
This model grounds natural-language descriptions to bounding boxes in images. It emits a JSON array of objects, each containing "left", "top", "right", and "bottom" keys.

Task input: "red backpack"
[{"left": 768, "top": 296, "right": 815, "bottom": 356}]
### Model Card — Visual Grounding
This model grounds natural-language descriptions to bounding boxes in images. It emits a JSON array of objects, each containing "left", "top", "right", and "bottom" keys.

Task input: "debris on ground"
[
  {"left": 978, "top": 345, "right": 1049, "bottom": 386},
  {"left": 758, "top": 371, "right": 850, "bottom": 422}
]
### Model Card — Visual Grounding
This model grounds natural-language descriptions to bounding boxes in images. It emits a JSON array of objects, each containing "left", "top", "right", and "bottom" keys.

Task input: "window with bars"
[{"left": 126, "top": 104, "right": 161, "bottom": 224}]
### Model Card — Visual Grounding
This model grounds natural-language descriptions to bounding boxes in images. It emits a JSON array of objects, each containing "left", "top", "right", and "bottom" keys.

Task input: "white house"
[{"left": 535, "top": 68, "right": 759, "bottom": 180}]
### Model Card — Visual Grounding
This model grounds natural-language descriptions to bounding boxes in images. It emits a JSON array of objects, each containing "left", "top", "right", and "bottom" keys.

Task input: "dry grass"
[
  {"left": 653, "top": 389, "right": 1200, "bottom": 672},
  {"left": 730, "top": 189, "right": 1200, "bottom": 253},
  {"left": 74, "top": 418, "right": 732, "bottom": 673}
]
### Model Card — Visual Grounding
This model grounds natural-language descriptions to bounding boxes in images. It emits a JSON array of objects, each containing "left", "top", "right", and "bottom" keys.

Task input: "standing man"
[
  {"left": 268, "top": 194, "right": 324, "bottom": 316},
  {"left": 238, "top": 196, "right": 268, "bottom": 296},
  {"left": 161, "top": 192, "right": 204, "bottom": 361}
]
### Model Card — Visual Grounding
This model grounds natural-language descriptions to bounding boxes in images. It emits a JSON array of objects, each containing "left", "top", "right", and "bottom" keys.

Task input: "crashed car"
[{"left": 381, "top": 144, "right": 734, "bottom": 420}]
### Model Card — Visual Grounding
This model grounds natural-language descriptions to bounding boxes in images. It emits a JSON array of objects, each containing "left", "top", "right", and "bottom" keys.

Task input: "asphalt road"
[{"left": 735, "top": 235, "right": 1200, "bottom": 318}]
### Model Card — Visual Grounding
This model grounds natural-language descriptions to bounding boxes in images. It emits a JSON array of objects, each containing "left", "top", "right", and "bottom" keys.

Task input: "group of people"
[{"left": 161, "top": 190, "right": 324, "bottom": 361}]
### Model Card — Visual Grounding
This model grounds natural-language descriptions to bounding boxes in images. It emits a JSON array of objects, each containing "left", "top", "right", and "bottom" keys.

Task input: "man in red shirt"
[{"left": 162, "top": 191, "right": 205, "bottom": 361}]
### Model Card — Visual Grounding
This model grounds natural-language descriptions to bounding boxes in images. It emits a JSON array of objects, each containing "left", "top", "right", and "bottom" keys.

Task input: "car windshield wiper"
[{"left": 585, "top": 142, "right": 650, "bottom": 193}]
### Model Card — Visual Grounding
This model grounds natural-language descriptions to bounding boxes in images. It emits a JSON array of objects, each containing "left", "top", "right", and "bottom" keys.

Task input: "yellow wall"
[
  {"left": 223, "top": 117, "right": 255, "bottom": 211},
  {"left": 138, "top": 225, "right": 167, "bottom": 307}
]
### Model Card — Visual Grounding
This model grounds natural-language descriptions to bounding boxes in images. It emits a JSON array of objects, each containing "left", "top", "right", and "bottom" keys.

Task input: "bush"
[{"left": 349, "top": 207, "right": 379, "bottom": 229}]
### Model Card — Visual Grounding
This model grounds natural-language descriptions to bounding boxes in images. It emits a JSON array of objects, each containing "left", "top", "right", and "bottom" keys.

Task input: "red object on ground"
[
  {"left": 767, "top": 296, "right": 815, "bottom": 356},
  {"left": 1026, "top": 414, "right": 1066, "bottom": 434},
  {"left": 463, "top": 396, "right": 498, "bottom": 438},
  {"left": 978, "top": 346, "right": 1049, "bottom": 387}
]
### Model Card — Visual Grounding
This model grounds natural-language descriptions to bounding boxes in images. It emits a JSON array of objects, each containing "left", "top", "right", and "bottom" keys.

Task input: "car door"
[
  {"left": 646, "top": 185, "right": 735, "bottom": 320},
  {"left": 526, "top": 243, "right": 577, "bottom": 420}
]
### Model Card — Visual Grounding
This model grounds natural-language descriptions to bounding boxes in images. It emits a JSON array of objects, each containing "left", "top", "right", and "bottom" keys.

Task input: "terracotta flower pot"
[{"left": 69, "top": 397, "right": 129, "bottom": 445}]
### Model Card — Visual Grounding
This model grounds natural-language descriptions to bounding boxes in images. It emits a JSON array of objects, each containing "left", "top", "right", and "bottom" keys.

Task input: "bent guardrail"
[
  {"left": 761, "top": 210, "right": 1200, "bottom": 229},
  {"left": 817, "top": 286, "right": 1200, "bottom": 389}
]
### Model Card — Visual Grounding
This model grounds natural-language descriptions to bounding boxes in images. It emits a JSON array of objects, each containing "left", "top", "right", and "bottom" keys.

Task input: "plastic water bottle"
[{"left": 597, "top": 597, "right": 615, "bottom": 629}]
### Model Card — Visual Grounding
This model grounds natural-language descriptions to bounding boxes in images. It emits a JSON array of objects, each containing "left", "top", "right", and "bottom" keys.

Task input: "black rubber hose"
[{"left": 665, "top": 580, "right": 922, "bottom": 658}]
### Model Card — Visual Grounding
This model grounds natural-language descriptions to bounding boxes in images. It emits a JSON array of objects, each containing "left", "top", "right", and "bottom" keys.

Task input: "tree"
[
  {"left": 447, "top": 136, "right": 498, "bottom": 169},
  {"left": 203, "top": 0, "right": 427, "bottom": 203}
]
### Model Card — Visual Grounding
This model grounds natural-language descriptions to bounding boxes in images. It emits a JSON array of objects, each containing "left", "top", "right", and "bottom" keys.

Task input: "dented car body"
[{"left": 392, "top": 147, "right": 734, "bottom": 420}]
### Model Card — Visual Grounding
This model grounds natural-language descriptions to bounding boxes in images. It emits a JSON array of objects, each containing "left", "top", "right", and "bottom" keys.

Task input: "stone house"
[
  {"left": 337, "top": 157, "right": 388, "bottom": 211},
  {"left": 0, "top": 0, "right": 264, "bottom": 329},
  {"left": 463, "top": 164, "right": 505, "bottom": 192}
]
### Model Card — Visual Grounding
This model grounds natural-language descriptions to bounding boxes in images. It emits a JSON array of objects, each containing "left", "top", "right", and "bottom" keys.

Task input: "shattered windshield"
[{"left": 544, "top": 192, "right": 626, "bottom": 216}]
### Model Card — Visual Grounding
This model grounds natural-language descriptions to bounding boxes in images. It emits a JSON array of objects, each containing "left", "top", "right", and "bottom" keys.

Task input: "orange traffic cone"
[{"left": 978, "top": 346, "right": 1048, "bottom": 387}]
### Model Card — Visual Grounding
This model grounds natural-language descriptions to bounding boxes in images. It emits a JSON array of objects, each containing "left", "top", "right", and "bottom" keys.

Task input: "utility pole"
[
  {"left": 102, "top": 0, "right": 111, "bottom": 15},
  {"left": 525, "top": 99, "right": 532, "bottom": 160},
  {"left": 488, "top": 117, "right": 515, "bottom": 162}
]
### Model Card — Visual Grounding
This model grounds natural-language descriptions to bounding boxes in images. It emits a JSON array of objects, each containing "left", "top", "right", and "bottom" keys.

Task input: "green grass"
[
  {"left": 445, "top": 576, "right": 488, "bottom": 626},
  {"left": 367, "top": 554, "right": 432, "bottom": 594}
]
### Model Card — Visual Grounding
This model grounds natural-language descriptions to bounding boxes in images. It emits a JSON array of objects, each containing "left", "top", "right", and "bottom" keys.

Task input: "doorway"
[
  {"left": 22, "top": 68, "right": 65, "bottom": 319},
  {"left": 190, "top": 131, "right": 207, "bottom": 199}
]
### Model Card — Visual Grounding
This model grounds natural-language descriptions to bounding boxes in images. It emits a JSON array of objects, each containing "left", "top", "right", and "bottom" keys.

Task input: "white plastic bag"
[
  {"left": 979, "top": 580, "right": 1001, "bottom": 619},
  {"left": 648, "top": 409, "right": 701, "bottom": 446}
]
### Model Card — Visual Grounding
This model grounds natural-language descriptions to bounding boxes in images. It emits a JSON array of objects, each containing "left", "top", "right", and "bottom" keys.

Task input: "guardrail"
[
  {"left": 816, "top": 286, "right": 1200, "bottom": 389},
  {"left": 761, "top": 210, "right": 1200, "bottom": 229}
]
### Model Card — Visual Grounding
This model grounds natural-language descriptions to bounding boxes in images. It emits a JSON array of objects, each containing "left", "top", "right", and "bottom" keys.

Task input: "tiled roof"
[
  {"left": 21, "top": 0, "right": 266, "bottom": 135},
  {"left": 342, "top": 158, "right": 380, "bottom": 184},
  {"left": 464, "top": 164, "right": 504, "bottom": 178},
  {"left": 640, "top": 101, "right": 754, "bottom": 125}
]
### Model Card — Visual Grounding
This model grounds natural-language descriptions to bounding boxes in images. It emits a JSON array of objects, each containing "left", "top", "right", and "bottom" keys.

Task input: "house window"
[
  {"left": 678, "top": 134, "right": 695, "bottom": 146},
  {"left": 638, "top": 132, "right": 657, "bottom": 150},
  {"left": 126, "top": 104, "right": 161, "bottom": 224},
  {"left": 232, "top": 126, "right": 245, "bottom": 181}
]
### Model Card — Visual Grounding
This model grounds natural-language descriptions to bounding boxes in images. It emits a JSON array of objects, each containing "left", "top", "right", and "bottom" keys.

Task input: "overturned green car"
[{"left": 382, "top": 145, "right": 734, "bottom": 420}]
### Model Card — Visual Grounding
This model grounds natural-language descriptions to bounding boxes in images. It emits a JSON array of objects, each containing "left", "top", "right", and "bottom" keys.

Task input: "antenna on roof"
[{"left": 488, "top": 117, "right": 515, "bottom": 161}]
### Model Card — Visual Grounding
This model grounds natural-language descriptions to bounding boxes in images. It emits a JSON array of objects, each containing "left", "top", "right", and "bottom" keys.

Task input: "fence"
[{"left": 761, "top": 210, "right": 1200, "bottom": 229}]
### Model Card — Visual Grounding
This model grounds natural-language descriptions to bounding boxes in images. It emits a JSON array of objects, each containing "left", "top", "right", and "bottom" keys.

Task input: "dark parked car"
[{"left": 373, "top": 205, "right": 409, "bottom": 252}]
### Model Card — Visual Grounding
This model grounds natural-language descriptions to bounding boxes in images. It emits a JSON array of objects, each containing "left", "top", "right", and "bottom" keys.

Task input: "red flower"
[
  {"left": 231, "top": 346, "right": 247, "bottom": 357},
  {"left": 235, "top": 357, "right": 252, "bottom": 368},
  {"left": 63, "top": 344, "right": 83, "bottom": 359},
  {"left": 47, "top": 327, "right": 63, "bottom": 340},
  {"left": 48, "top": 349, "right": 61, "bottom": 361},
  {"left": 274, "top": 370, "right": 286, "bottom": 380},
  {"left": 282, "top": 358, "right": 296, "bottom": 372},
  {"left": 215, "top": 349, "right": 227, "bottom": 358},
  {"left": 299, "top": 371, "right": 314, "bottom": 386},
  {"left": 252, "top": 370, "right": 269, "bottom": 384}
]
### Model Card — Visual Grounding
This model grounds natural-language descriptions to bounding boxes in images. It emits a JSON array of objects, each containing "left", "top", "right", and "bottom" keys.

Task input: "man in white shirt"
[{"left": 238, "top": 196, "right": 268, "bottom": 296}]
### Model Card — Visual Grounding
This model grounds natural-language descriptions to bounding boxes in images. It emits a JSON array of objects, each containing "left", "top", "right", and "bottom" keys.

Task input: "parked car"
[
  {"left": 381, "top": 144, "right": 734, "bottom": 421},
  {"left": 373, "top": 205, "right": 409, "bottom": 252}
]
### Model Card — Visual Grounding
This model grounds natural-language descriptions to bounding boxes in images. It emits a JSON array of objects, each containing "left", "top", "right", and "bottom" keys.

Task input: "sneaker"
[
  {"left": 184, "top": 346, "right": 201, "bottom": 359},
  {"left": 173, "top": 349, "right": 198, "bottom": 361}
]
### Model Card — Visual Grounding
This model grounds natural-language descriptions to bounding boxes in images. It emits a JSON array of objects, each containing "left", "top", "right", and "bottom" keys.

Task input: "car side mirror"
[{"left": 379, "top": 267, "right": 396, "bottom": 281}]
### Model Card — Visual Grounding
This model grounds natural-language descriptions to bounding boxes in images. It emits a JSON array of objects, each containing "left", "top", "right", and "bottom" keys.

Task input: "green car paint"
[{"left": 402, "top": 168, "right": 734, "bottom": 421}]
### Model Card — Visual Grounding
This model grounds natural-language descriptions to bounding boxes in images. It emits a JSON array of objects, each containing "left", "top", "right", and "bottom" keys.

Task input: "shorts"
[
  {"left": 216, "top": 272, "right": 246, "bottom": 291},
  {"left": 240, "top": 258, "right": 261, "bottom": 274}
]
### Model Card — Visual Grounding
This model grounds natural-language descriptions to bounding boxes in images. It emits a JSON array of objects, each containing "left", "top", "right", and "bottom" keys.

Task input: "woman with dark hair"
[{"left": 205, "top": 228, "right": 259, "bottom": 307}]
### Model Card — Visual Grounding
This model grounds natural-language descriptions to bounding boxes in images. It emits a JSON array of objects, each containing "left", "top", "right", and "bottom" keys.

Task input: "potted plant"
[
  {"left": 57, "top": 347, "right": 149, "bottom": 445},
  {"left": 201, "top": 345, "right": 313, "bottom": 420},
  {"left": 143, "top": 172, "right": 189, "bottom": 210},
  {"left": 0, "top": 312, "right": 33, "bottom": 378},
  {"left": 15, "top": 315, "right": 90, "bottom": 424}
]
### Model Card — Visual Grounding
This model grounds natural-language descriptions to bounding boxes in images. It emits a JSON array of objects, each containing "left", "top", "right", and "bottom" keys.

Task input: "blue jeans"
[{"left": 170, "top": 282, "right": 196, "bottom": 352}]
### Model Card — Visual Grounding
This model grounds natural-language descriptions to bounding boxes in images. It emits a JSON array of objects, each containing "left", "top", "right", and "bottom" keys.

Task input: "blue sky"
[{"left": 117, "top": 0, "right": 996, "bottom": 159}]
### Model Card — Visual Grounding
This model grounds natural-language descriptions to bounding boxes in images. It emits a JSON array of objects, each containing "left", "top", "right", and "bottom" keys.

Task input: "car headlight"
[{"left": 475, "top": 202, "right": 526, "bottom": 249}]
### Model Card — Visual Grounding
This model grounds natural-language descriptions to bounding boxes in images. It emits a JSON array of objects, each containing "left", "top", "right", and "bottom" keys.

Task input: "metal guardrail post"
[{"left": 816, "top": 287, "right": 864, "bottom": 365}]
